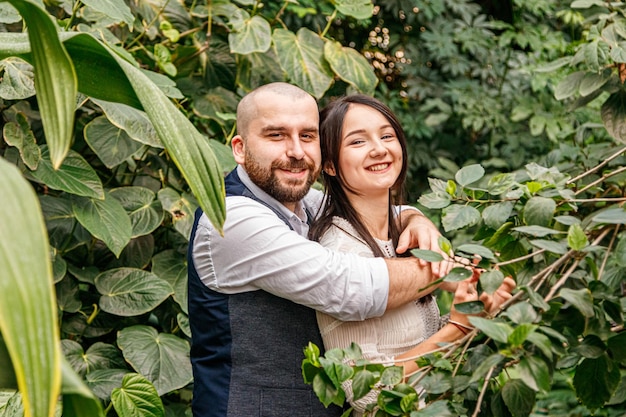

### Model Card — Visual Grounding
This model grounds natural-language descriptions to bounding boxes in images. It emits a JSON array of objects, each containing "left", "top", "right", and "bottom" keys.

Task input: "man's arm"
[{"left": 384, "top": 257, "right": 439, "bottom": 310}]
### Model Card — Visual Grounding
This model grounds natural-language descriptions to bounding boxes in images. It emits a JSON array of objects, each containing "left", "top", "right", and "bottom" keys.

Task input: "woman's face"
[{"left": 334, "top": 103, "right": 403, "bottom": 197}]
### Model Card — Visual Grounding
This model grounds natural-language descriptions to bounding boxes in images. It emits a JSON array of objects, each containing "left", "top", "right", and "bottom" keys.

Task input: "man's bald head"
[{"left": 236, "top": 82, "right": 315, "bottom": 138}]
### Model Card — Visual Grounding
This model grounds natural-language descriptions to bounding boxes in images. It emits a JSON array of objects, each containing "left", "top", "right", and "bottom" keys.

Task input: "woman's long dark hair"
[{"left": 309, "top": 94, "right": 409, "bottom": 258}]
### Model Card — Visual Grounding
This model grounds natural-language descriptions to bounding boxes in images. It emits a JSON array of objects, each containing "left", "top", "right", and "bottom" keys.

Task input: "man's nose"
[{"left": 286, "top": 137, "right": 305, "bottom": 159}]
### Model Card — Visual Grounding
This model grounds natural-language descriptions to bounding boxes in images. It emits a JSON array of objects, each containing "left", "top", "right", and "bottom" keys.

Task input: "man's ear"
[
  {"left": 324, "top": 162, "right": 336, "bottom": 176},
  {"left": 231, "top": 135, "right": 245, "bottom": 165}
]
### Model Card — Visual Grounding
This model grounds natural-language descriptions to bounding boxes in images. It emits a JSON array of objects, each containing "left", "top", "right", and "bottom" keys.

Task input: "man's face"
[{"left": 234, "top": 92, "right": 322, "bottom": 209}]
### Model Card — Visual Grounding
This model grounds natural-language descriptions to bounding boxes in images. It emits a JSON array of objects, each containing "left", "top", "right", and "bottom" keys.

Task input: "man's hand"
[{"left": 396, "top": 209, "right": 451, "bottom": 278}]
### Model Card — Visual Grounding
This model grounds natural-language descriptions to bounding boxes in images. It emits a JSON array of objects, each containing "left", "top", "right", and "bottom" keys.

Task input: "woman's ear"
[
  {"left": 324, "top": 162, "right": 336, "bottom": 176},
  {"left": 231, "top": 135, "right": 245, "bottom": 165}
]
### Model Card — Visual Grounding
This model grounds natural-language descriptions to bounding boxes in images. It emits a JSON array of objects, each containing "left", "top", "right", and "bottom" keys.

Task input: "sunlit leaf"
[
  {"left": 229, "top": 14, "right": 271, "bottom": 54},
  {"left": 323, "top": 40, "right": 377, "bottom": 95}
]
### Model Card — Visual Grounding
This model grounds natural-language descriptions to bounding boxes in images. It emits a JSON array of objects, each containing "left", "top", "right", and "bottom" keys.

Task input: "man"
[{"left": 187, "top": 83, "right": 448, "bottom": 417}]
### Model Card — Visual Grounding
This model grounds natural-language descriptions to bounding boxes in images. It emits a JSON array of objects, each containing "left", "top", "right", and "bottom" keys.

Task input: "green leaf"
[
  {"left": 579, "top": 71, "right": 611, "bottom": 96},
  {"left": 72, "top": 193, "right": 132, "bottom": 257},
  {"left": 601, "top": 90, "right": 626, "bottom": 144},
  {"left": 110, "top": 373, "right": 164, "bottom": 417},
  {"left": 352, "top": 369, "right": 376, "bottom": 400},
  {"left": 323, "top": 40, "right": 378, "bottom": 95},
  {"left": 573, "top": 335, "right": 606, "bottom": 359},
  {"left": 191, "top": 86, "right": 239, "bottom": 122},
  {"left": 0, "top": 3, "right": 21, "bottom": 23},
  {"left": 441, "top": 204, "right": 481, "bottom": 232},
  {"left": 2, "top": 114, "right": 41, "bottom": 170},
  {"left": 6, "top": 0, "right": 77, "bottom": 169},
  {"left": 117, "top": 325, "right": 193, "bottom": 396},
  {"left": 380, "top": 366, "right": 403, "bottom": 386},
  {"left": 501, "top": 379, "right": 536, "bottom": 417},
  {"left": 469, "top": 317, "right": 513, "bottom": 343},
  {"left": 95, "top": 268, "right": 173, "bottom": 316},
  {"left": 505, "top": 301, "right": 539, "bottom": 324},
  {"left": 31, "top": 146, "right": 104, "bottom": 199},
  {"left": 0, "top": 157, "right": 61, "bottom": 417},
  {"left": 454, "top": 301, "right": 484, "bottom": 314},
  {"left": 60, "top": 356, "right": 105, "bottom": 417},
  {"left": 573, "top": 354, "right": 620, "bottom": 411},
  {"left": 479, "top": 269, "right": 505, "bottom": 294},
  {"left": 487, "top": 173, "right": 517, "bottom": 195},
  {"left": 80, "top": 0, "right": 134, "bottom": 28},
  {"left": 110, "top": 187, "right": 164, "bottom": 238},
  {"left": 482, "top": 201, "right": 514, "bottom": 230},
  {"left": 523, "top": 196, "right": 556, "bottom": 227},
  {"left": 592, "top": 207, "right": 626, "bottom": 224},
  {"left": 158, "top": 188, "right": 197, "bottom": 239},
  {"left": 417, "top": 192, "right": 451, "bottom": 209},
  {"left": 608, "top": 332, "right": 626, "bottom": 363},
  {"left": 443, "top": 267, "right": 473, "bottom": 282},
  {"left": 512, "top": 225, "right": 563, "bottom": 237},
  {"left": 410, "top": 249, "right": 444, "bottom": 262},
  {"left": 335, "top": 0, "right": 374, "bottom": 19},
  {"left": 456, "top": 244, "right": 496, "bottom": 261},
  {"left": 526, "top": 331, "right": 553, "bottom": 360},
  {"left": 567, "top": 223, "right": 589, "bottom": 250},
  {"left": 0, "top": 57, "right": 35, "bottom": 99},
  {"left": 62, "top": 340, "right": 125, "bottom": 378},
  {"left": 559, "top": 288, "right": 594, "bottom": 318},
  {"left": 555, "top": 70, "right": 585, "bottom": 100},
  {"left": 84, "top": 116, "right": 144, "bottom": 169},
  {"left": 152, "top": 250, "right": 187, "bottom": 313},
  {"left": 469, "top": 352, "right": 505, "bottom": 383},
  {"left": 91, "top": 99, "right": 162, "bottom": 148},
  {"left": 312, "top": 372, "right": 343, "bottom": 407},
  {"left": 272, "top": 28, "right": 334, "bottom": 99},
  {"left": 515, "top": 361, "right": 544, "bottom": 394},
  {"left": 455, "top": 164, "right": 484, "bottom": 186},
  {"left": 508, "top": 323, "right": 538, "bottom": 347},
  {"left": 228, "top": 14, "right": 271, "bottom": 54},
  {"left": 85, "top": 369, "right": 128, "bottom": 401},
  {"left": 529, "top": 239, "right": 568, "bottom": 254}
]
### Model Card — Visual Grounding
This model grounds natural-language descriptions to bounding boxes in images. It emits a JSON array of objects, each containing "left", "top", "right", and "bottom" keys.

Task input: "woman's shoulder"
[{"left": 319, "top": 217, "right": 374, "bottom": 257}]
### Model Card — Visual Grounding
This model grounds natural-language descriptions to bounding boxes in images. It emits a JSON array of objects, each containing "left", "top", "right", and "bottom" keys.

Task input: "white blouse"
[{"left": 316, "top": 217, "right": 443, "bottom": 415}]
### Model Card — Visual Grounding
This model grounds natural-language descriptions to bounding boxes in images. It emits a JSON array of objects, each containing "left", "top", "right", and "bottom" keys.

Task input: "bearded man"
[{"left": 187, "top": 82, "right": 448, "bottom": 417}]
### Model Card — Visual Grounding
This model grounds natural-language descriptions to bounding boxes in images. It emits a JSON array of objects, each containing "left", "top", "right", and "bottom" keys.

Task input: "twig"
[
  {"left": 567, "top": 146, "right": 626, "bottom": 185},
  {"left": 496, "top": 249, "right": 545, "bottom": 267},
  {"left": 574, "top": 165, "right": 626, "bottom": 196},
  {"left": 472, "top": 365, "right": 496, "bottom": 417},
  {"left": 598, "top": 224, "right": 621, "bottom": 280}
]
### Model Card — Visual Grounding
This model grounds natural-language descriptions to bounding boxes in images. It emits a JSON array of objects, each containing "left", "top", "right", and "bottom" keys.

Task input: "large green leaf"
[
  {"left": 31, "top": 146, "right": 104, "bottom": 199},
  {"left": 95, "top": 268, "right": 173, "bottom": 316},
  {"left": 501, "top": 379, "right": 536, "bottom": 417},
  {"left": 6, "top": 0, "right": 76, "bottom": 169},
  {"left": 469, "top": 317, "right": 513, "bottom": 344},
  {"left": 482, "top": 201, "right": 514, "bottom": 230},
  {"left": 441, "top": 204, "right": 481, "bottom": 232},
  {"left": 109, "top": 186, "right": 164, "bottom": 238},
  {"left": 272, "top": 28, "right": 334, "bottom": 99},
  {"left": 111, "top": 373, "right": 164, "bottom": 417},
  {"left": 455, "top": 164, "right": 485, "bottom": 186},
  {"left": 0, "top": 57, "right": 35, "bottom": 99},
  {"left": 523, "top": 196, "right": 556, "bottom": 227},
  {"left": 61, "top": 340, "right": 125, "bottom": 378},
  {"left": 0, "top": 157, "right": 60, "bottom": 417},
  {"left": 601, "top": 89, "right": 626, "bottom": 144},
  {"left": 72, "top": 193, "right": 132, "bottom": 257},
  {"left": 335, "top": 0, "right": 374, "bottom": 19},
  {"left": 80, "top": 0, "right": 134, "bottom": 28},
  {"left": 573, "top": 354, "right": 620, "bottom": 411},
  {"left": 151, "top": 250, "right": 188, "bottom": 314},
  {"left": 228, "top": 13, "right": 271, "bottom": 54},
  {"left": 158, "top": 188, "right": 197, "bottom": 239},
  {"left": 40, "top": 195, "right": 91, "bottom": 252},
  {"left": 84, "top": 116, "right": 144, "bottom": 169},
  {"left": 559, "top": 288, "right": 594, "bottom": 318},
  {"left": 117, "top": 326, "right": 193, "bottom": 395},
  {"left": 323, "top": 40, "right": 377, "bottom": 95},
  {"left": 91, "top": 99, "right": 162, "bottom": 148}
]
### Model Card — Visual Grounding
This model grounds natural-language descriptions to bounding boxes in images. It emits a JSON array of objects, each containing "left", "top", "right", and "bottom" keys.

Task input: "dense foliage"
[{"left": 2, "top": 0, "right": 626, "bottom": 416}]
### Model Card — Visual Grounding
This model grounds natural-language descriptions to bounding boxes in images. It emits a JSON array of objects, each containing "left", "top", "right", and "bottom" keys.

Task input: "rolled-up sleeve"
[{"left": 191, "top": 196, "right": 389, "bottom": 321}]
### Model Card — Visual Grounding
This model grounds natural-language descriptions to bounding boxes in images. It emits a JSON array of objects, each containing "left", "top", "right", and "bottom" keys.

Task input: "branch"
[{"left": 567, "top": 146, "right": 626, "bottom": 185}]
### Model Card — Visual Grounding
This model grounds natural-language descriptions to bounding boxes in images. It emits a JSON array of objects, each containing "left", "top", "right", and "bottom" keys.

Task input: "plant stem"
[{"left": 472, "top": 365, "right": 495, "bottom": 417}]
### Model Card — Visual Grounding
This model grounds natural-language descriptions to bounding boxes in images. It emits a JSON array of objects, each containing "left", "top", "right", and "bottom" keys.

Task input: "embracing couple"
[{"left": 187, "top": 82, "right": 515, "bottom": 417}]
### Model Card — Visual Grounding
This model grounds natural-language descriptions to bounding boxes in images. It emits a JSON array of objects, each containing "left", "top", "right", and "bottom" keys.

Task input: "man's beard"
[{"left": 244, "top": 151, "right": 319, "bottom": 204}]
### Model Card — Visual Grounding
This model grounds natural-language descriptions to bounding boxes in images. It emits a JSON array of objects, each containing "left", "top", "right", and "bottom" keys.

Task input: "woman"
[{"left": 310, "top": 94, "right": 514, "bottom": 415}]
